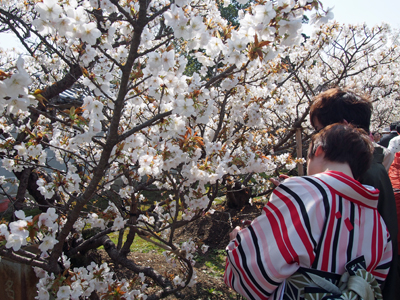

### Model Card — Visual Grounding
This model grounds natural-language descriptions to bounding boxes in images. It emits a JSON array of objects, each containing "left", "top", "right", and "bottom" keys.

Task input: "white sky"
[
  {"left": 0, "top": 33, "right": 25, "bottom": 50},
  {"left": 1, "top": 0, "right": 400, "bottom": 51},
  {"left": 319, "top": 0, "right": 400, "bottom": 28}
]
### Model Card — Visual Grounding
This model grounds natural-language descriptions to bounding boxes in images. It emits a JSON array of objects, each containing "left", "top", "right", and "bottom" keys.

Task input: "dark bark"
[
  {"left": 13, "top": 167, "right": 32, "bottom": 212},
  {"left": 42, "top": 64, "right": 83, "bottom": 102},
  {"left": 226, "top": 181, "right": 252, "bottom": 209},
  {"left": 13, "top": 169, "right": 57, "bottom": 211}
]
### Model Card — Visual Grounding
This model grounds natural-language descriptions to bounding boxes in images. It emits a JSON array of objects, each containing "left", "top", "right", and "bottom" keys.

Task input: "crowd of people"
[{"left": 224, "top": 88, "right": 399, "bottom": 299}]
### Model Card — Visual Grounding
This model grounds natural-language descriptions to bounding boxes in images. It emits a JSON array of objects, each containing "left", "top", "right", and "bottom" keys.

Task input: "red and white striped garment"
[{"left": 224, "top": 171, "right": 392, "bottom": 300}]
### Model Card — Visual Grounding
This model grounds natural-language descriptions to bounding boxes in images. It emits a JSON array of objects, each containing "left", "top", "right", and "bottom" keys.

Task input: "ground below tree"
[{"left": 97, "top": 201, "right": 265, "bottom": 299}]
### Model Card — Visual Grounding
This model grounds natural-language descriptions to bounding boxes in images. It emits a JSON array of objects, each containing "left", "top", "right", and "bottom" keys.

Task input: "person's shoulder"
[
  {"left": 272, "top": 175, "right": 330, "bottom": 205},
  {"left": 382, "top": 132, "right": 396, "bottom": 139},
  {"left": 389, "top": 135, "right": 400, "bottom": 144},
  {"left": 362, "top": 160, "right": 392, "bottom": 186},
  {"left": 275, "top": 174, "right": 326, "bottom": 191},
  {"left": 388, "top": 135, "right": 400, "bottom": 151}
]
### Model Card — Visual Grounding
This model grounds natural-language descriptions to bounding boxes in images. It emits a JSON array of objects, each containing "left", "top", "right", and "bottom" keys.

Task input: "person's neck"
[{"left": 321, "top": 161, "right": 354, "bottom": 179}]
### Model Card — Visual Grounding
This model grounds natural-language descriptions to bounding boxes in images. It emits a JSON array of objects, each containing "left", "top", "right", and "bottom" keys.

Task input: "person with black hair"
[
  {"left": 310, "top": 87, "right": 398, "bottom": 299},
  {"left": 379, "top": 122, "right": 399, "bottom": 147},
  {"left": 373, "top": 131, "right": 382, "bottom": 143},
  {"left": 225, "top": 124, "right": 392, "bottom": 299}
]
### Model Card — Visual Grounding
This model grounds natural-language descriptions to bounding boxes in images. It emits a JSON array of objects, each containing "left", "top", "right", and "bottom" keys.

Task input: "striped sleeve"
[
  {"left": 224, "top": 173, "right": 394, "bottom": 298},
  {"left": 371, "top": 228, "right": 393, "bottom": 283},
  {"left": 224, "top": 178, "right": 325, "bottom": 299}
]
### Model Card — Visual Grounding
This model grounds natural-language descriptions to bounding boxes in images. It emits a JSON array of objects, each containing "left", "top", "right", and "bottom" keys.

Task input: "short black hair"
[
  {"left": 308, "top": 124, "right": 374, "bottom": 180},
  {"left": 395, "top": 123, "right": 400, "bottom": 134},
  {"left": 310, "top": 87, "right": 372, "bottom": 133}
]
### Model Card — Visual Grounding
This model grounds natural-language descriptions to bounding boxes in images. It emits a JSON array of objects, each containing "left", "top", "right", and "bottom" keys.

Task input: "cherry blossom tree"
[
  {"left": 0, "top": 0, "right": 399, "bottom": 298},
  {"left": 278, "top": 22, "right": 400, "bottom": 132},
  {"left": 257, "top": 22, "right": 400, "bottom": 166}
]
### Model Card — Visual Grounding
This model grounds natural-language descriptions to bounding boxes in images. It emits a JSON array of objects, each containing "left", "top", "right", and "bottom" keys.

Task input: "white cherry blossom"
[
  {"left": 35, "top": 0, "right": 63, "bottom": 21},
  {"left": 39, "top": 235, "right": 59, "bottom": 253},
  {"left": 6, "top": 233, "right": 26, "bottom": 251},
  {"left": 1, "top": 1, "right": 397, "bottom": 299}
]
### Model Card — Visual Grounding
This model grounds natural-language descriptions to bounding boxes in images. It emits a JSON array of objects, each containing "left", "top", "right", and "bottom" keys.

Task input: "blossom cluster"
[
  {"left": 84, "top": 201, "right": 127, "bottom": 231},
  {"left": 0, "top": 57, "right": 36, "bottom": 115},
  {"left": 35, "top": 262, "right": 148, "bottom": 300},
  {"left": 33, "top": 0, "right": 102, "bottom": 45},
  {"left": 1, "top": 0, "right": 400, "bottom": 298},
  {"left": 0, "top": 208, "right": 59, "bottom": 256}
]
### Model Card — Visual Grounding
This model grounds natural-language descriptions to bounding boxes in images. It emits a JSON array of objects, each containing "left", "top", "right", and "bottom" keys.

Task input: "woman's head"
[
  {"left": 308, "top": 124, "right": 374, "bottom": 180},
  {"left": 310, "top": 87, "right": 372, "bottom": 133}
]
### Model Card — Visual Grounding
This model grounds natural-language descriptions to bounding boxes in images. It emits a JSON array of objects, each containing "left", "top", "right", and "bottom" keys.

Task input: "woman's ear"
[{"left": 314, "top": 145, "right": 325, "bottom": 157}]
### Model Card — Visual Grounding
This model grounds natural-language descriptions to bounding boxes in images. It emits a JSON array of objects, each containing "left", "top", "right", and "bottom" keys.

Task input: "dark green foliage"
[
  {"left": 184, "top": 55, "right": 202, "bottom": 76},
  {"left": 218, "top": 0, "right": 251, "bottom": 27}
]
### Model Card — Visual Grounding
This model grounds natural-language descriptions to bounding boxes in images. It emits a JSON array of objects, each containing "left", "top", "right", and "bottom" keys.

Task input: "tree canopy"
[{"left": 0, "top": 0, "right": 399, "bottom": 299}]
